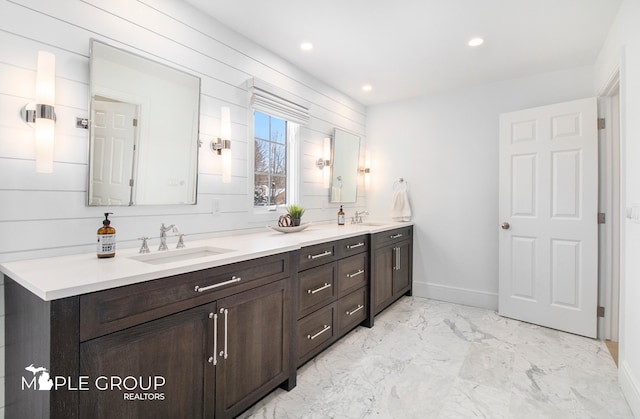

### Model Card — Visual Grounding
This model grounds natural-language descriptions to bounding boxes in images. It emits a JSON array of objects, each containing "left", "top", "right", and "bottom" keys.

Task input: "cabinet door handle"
[
  {"left": 219, "top": 308, "right": 228, "bottom": 360},
  {"left": 194, "top": 276, "right": 241, "bottom": 293},
  {"left": 390, "top": 233, "right": 404, "bottom": 239},
  {"left": 307, "top": 282, "right": 331, "bottom": 294},
  {"left": 210, "top": 312, "right": 218, "bottom": 365},
  {"left": 346, "top": 242, "right": 365, "bottom": 249},
  {"left": 307, "top": 250, "right": 332, "bottom": 260},
  {"left": 346, "top": 304, "right": 364, "bottom": 316},
  {"left": 346, "top": 269, "right": 365, "bottom": 278},
  {"left": 307, "top": 324, "right": 331, "bottom": 340},
  {"left": 394, "top": 247, "right": 401, "bottom": 271}
]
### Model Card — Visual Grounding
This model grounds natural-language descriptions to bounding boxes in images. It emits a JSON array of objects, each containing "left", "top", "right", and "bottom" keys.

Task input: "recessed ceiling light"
[
  {"left": 468, "top": 37, "right": 484, "bottom": 47},
  {"left": 300, "top": 42, "right": 313, "bottom": 51},
  {"left": 362, "top": 84, "right": 373, "bottom": 92}
]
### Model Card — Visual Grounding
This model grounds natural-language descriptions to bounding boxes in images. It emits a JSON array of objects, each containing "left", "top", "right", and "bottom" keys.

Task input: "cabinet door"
[
  {"left": 215, "top": 280, "right": 289, "bottom": 418},
  {"left": 79, "top": 304, "right": 216, "bottom": 419},
  {"left": 392, "top": 241, "right": 412, "bottom": 295},
  {"left": 373, "top": 245, "right": 394, "bottom": 313}
]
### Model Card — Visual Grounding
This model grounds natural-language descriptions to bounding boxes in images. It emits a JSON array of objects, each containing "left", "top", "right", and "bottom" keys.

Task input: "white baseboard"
[
  {"left": 413, "top": 281, "right": 498, "bottom": 311},
  {"left": 620, "top": 360, "right": 640, "bottom": 417}
]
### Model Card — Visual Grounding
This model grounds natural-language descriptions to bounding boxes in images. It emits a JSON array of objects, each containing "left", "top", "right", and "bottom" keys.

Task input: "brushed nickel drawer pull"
[
  {"left": 307, "top": 324, "right": 331, "bottom": 340},
  {"left": 346, "top": 304, "right": 364, "bottom": 316},
  {"left": 212, "top": 312, "right": 218, "bottom": 365},
  {"left": 308, "top": 250, "right": 332, "bottom": 260},
  {"left": 220, "top": 308, "right": 228, "bottom": 360},
  {"left": 346, "top": 269, "right": 365, "bottom": 278},
  {"left": 390, "top": 233, "right": 404, "bottom": 239},
  {"left": 346, "top": 242, "right": 365, "bottom": 249},
  {"left": 194, "top": 276, "right": 241, "bottom": 292},
  {"left": 307, "top": 282, "right": 331, "bottom": 294}
]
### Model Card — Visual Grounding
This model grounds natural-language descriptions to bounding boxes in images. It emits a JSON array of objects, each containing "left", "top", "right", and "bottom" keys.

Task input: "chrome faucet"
[
  {"left": 352, "top": 211, "right": 369, "bottom": 224},
  {"left": 159, "top": 223, "right": 177, "bottom": 251}
]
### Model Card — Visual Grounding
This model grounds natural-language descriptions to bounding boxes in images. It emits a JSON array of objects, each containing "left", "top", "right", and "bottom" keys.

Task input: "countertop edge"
[{"left": 1, "top": 221, "right": 413, "bottom": 301}]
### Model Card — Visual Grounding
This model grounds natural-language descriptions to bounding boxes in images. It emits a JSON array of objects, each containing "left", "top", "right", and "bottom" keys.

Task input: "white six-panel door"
[
  {"left": 498, "top": 97, "right": 598, "bottom": 338},
  {"left": 90, "top": 99, "right": 137, "bottom": 205}
]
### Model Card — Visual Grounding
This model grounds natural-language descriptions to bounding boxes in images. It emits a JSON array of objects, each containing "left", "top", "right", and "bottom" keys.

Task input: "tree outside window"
[{"left": 254, "top": 111, "right": 287, "bottom": 206}]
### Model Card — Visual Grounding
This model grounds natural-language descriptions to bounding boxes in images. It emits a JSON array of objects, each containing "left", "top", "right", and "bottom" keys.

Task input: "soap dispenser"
[
  {"left": 338, "top": 205, "right": 345, "bottom": 225},
  {"left": 97, "top": 212, "right": 116, "bottom": 258}
]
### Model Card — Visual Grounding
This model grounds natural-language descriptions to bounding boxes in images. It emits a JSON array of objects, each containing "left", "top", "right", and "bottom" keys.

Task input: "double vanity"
[{"left": 2, "top": 222, "right": 413, "bottom": 418}]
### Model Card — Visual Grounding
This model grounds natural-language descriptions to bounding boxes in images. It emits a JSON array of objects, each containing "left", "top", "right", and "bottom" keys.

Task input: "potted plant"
[{"left": 286, "top": 204, "right": 305, "bottom": 226}]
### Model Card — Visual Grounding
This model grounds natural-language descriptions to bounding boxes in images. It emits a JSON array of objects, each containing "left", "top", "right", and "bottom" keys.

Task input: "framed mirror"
[
  {"left": 329, "top": 128, "right": 360, "bottom": 203},
  {"left": 88, "top": 40, "right": 201, "bottom": 206}
]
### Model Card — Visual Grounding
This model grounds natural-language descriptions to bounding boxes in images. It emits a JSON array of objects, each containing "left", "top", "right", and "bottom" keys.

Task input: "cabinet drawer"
[
  {"left": 337, "top": 253, "right": 368, "bottom": 297},
  {"left": 336, "top": 235, "right": 369, "bottom": 259},
  {"left": 297, "top": 263, "right": 336, "bottom": 319},
  {"left": 297, "top": 303, "right": 336, "bottom": 364},
  {"left": 373, "top": 226, "right": 413, "bottom": 248},
  {"left": 337, "top": 287, "right": 367, "bottom": 335},
  {"left": 298, "top": 241, "right": 337, "bottom": 270},
  {"left": 80, "top": 253, "right": 290, "bottom": 341}
]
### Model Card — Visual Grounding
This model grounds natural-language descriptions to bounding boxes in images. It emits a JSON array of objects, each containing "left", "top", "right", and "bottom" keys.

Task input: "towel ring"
[{"left": 393, "top": 178, "right": 408, "bottom": 191}]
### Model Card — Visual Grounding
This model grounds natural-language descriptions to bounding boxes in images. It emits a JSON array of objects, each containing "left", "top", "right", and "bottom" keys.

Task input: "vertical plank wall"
[{"left": 0, "top": 0, "right": 367, "bottom": 415}]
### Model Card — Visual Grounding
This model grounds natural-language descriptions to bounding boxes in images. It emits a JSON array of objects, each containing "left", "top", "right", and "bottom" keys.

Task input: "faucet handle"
[
  {"left": 176, "top": 233, "right": 186, "bottom": 249},
  {"left": 138, "top": 237, "right": 150, "bottom": 254}
]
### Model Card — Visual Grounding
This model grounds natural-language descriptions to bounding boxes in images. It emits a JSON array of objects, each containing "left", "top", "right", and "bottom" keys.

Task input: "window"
[
  {"left": 254, "top": 111, "right": 288, "bottom": 207},
  {"left": 248, "top": 78, "right": 306, "bottom": 210}
]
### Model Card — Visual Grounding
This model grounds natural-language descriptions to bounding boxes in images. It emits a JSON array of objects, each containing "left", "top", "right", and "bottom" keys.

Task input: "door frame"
[{"left": 598, "top": 70, "right": 621, "bottom": 341}]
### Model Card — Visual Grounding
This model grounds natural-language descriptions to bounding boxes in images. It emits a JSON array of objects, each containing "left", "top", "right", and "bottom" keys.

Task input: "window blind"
[{"left": 248, "top": 78, "right": 310, "bottom": 126}]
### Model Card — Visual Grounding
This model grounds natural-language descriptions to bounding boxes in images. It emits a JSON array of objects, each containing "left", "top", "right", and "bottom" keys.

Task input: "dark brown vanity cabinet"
[
  {"left": 5, "top": 252, "right": 293, "bottom": 419},
  {"left": 370, "top": 226, "right": 413, "bottom": 323},
  {"left": 4, "top": 227, "right": 413, "bottom": 418},
  {"left": 295, "top": 235, "right": 369, "bottom": 366}
]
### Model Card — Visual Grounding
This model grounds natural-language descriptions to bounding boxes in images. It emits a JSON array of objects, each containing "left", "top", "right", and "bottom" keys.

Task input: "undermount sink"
[
  {"left": 359, "top": 222, "right": 385, "bottom": 227},
  {"left": 130, "top": 246, "right": 233, "bottom": 265}
]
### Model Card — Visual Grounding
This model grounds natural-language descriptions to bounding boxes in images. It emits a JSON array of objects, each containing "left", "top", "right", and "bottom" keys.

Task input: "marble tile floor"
[{"left": 241, "top": 297, "right": 633, "bottom": 419}]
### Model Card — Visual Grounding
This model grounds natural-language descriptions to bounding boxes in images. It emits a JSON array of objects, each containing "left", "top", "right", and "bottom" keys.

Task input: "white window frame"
[
  {"left": 250, "top": 111, "right": 299, "bottom": 214},
  {"left": 247, "top": 78, "right": 307, "bottom": 216}
]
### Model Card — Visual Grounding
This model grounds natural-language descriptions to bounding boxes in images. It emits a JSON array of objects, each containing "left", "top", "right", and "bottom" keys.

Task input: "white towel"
[
  {"left": 391, "top": 190, "right": 412, "bottom": 221},
  {"left": 331, "top": 186, "right": 342, "bottom": 202}
]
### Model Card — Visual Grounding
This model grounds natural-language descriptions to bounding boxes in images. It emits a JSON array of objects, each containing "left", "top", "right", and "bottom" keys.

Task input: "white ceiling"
[{"left": 183, "top": 0, "right": 622, "bottom": 106}]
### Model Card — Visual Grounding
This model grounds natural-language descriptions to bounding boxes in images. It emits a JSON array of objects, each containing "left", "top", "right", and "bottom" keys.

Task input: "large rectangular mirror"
[
  {"left": 329, "top": 128, "right": 360, "bottom": 203},
  {"left": 88, "top": 40, "right": 201, "bottom": 206}
]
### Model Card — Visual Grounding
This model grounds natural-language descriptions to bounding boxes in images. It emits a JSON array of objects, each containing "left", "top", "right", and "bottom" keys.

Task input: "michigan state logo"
[{"left": 22, "top": 364, "right": 54, "bottom": 391}]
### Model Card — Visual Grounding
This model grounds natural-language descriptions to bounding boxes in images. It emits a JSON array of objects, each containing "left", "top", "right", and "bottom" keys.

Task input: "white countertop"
[{"left": 0, "top": 221, "right": 412, "bottom": 301}]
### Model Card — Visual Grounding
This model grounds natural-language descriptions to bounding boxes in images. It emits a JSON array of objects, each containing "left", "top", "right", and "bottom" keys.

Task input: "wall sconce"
[
  {"left": 359, "top": 167, "right": 371, "bottom": 190},
  {"left": 316, "top": 137, "right": 332, "bottom": 188},
  {"left": 22, "top": 51, "right": 56, "bottom": 173},
  {"left": 211, "top": 106, "right": 232, "bottom": 183}
]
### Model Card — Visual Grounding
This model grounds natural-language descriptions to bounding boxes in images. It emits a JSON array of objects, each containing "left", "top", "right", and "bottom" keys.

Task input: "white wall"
[
  {"left": 0, "top": 0, "right": 367, "bottom": 416},
  {"left": 366, "top": 66, "right": 595, "bottom": 310},
  {"left": 595, "top": 0, "right": 640, "bottom": 415}
]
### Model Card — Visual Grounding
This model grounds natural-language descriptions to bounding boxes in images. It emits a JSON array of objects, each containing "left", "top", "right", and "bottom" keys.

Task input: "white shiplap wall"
[{"left": 0, "top": 0, "right": 367, "bottom": 415}]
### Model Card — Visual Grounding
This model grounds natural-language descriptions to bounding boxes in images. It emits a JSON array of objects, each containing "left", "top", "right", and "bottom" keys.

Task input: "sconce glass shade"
[
  {"left": 36, "top": 52, "right": 55, "bottom": 105},
  {"left": 220, "top": 106, "right": 232, "bottom": 183},
  {"left": 35, "top": 51, "right": 56, "bottom": 173},
  {"left": 221, "top": 147, "right": 232, "bottom": 183},
  {"left": 35, "top": 118, "right": 55, "bottom": 173},
  {"left": 323, "top": 137, "right": 331, "bottom": 163},
  {"left": 322, "top": 136, "right": 331, "bottom": 188}
]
